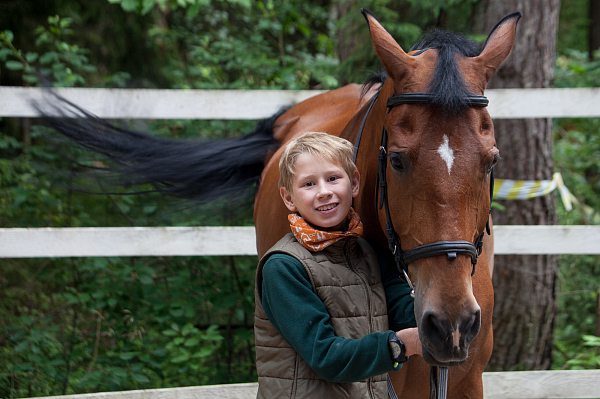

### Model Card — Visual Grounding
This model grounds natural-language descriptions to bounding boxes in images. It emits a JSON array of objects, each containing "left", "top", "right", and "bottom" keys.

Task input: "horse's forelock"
[
  {"left": 411, "top": 30, "right": 482, "bottom": 115},
  {"left": 362, "top": 29, "right": 482, "bottom": 115}
]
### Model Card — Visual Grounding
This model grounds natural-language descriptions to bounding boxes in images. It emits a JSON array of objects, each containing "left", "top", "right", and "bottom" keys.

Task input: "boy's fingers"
[{"left": 396, "top": 328, "right": 422, "bottom": 357}]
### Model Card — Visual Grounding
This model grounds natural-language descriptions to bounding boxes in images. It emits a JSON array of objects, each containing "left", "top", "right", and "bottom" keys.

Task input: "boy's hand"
[{"left": 396, "top": 327, "right": 422, "bottom": 357}]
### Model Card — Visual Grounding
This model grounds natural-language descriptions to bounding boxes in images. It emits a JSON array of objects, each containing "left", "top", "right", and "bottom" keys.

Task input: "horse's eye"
[{"left": 389, "top": 153, "right": 408, "bottom": 172}]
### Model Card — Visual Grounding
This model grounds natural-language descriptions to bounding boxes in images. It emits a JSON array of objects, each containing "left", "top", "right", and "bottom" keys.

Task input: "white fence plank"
[
  {"left": 32, "top": 383, "right": 259, "bottom": 399},
  {"left": 1, "top": 225, "right": 599, "bottom": 258},
  {"left": 26, "top": 370, "right": 600, "bottom": 399},
  {"left": 0, "top": 226, "right": 257, "bottom": 258},
  {"left": 486, "top": 88, "right": 600, "bottom": 118},
  {"left": 493, "top": 225, "right": 600, "bottom": 255},
  {"left": 2, "top": 87, "right": 600, "bottom": 119},
  {"left": 0, "top": 87, "right": 324, "bottom": 120},
  {"left": 482, "top": 369, "right": 600, "bottom": 399}
]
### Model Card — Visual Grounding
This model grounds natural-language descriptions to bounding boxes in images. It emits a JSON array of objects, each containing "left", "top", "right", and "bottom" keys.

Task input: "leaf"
[
  {"left": 13, "top": 191, "right": 29, "bottom": 208},
  {"left": 184, "top": 337, "right": 200, "bottom": 347},
  {"left": 23, "top": 74, "right": 39, "bottom": 84},
  {"left": 181, "top": 323, "right": 197, "bottom": 336},
  {"left": 169, "top": 308, "right": 184, "bottom": 317},
  {"left": 139, "top": 275, "right": 153, "bottom": 285},
  {"left": 143, "top": 204, "right": 157, "bottom": 215},
  {"left": 2, "top": 30, "right": 14, "bottom": 42},
  {"left": 132, "top": 372, "right": 150, "bottom": 383},
  {"left": 151, "top": 348, "right": 168, "bottom": 357},
  {"left": 14, "top": 340, "right": 29, "bottom": 352},
  {"left": 170, "top": 353, "right": 190, "bottom": 363},
  {"left": 109, "top": 367, "right": 128, "bottom": 379},
  {"left": 583, "top": 335, "right": 600, "bottom": 347},
  {"left": 5, "top": 60, "right": 24, "bottom": 70},
  {"left": 192, "top": 345, "right": 215, "bottom": 358},
  {"left": 0, "top": 48, "right": 13, "bottom": 61},
  {"left": 119, "top": 352, "right": 136, "bottom": 360},
  {"left": 162, "top": 329, "right": 178, "bottom": 336},
  {"left": 25, "top": 52, "right": 39, "bottom": 63},
  {"left": 39, "top": 51, "right": 59, "bottom": 65}
]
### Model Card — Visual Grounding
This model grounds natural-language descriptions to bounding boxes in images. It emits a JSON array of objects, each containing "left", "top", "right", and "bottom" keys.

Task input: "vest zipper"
[{"left": 343, "top": 241, "right": 375, "bottom": 399}]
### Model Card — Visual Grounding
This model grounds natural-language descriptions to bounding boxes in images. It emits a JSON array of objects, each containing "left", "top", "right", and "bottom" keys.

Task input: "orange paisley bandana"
[{"left": 288, "top": 208, "right": 364, "bottom": 252}]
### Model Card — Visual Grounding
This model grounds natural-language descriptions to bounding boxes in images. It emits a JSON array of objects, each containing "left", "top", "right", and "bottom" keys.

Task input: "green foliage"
[
  {"left": 557, "top": 0, "right": 590, "bottom": 55},
  {"left": 147, "top": 1, "right": 339, "bottom": 89},
  {"left": 0, "top": 254, "right": 257, "bottom": 397},
  {"left": 552, "top": 45, "right": 600, "bottom": 371},
  {"left": 107, "top": 0, "right": 253, "bottom": 17},
  {"left": 335, "top": 0, "right": 479, "bottom": 84},
  {"left": 0, "top": 16, "right": 97, "bottom": 87}
]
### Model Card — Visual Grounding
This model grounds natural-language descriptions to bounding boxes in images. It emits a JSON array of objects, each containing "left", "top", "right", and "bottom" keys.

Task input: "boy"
[{"left": 254, "top": 132, "right": 421, "bottom": 398}]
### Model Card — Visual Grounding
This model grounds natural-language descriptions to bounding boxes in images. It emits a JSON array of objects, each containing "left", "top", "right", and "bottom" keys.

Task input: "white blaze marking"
[
  {"left": 452, "top": 329, "right": 461, "bottom": 348},
  {"left": 437, "top": 134, "right": 454, "bottom": 175}
]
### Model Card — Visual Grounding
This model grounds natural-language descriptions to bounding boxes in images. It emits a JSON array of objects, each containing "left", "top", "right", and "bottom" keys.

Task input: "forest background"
[{"left": 1, "top": 0, "right": 599, "bottom": 397}]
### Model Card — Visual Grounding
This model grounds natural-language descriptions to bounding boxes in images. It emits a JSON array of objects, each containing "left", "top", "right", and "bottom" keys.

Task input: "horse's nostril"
[
  {"left": 463, "top": 309, "right": 481, "bottom": 345},
  {"left": 421, "top": 308, "right": 482, "bottom": 350},
  {"left": 421, "top": 310, "right": 448, "bottom": 348}
]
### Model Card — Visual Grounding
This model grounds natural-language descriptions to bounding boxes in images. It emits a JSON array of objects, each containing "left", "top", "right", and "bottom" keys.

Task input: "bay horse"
[
  {"left": 40, "top": 9, "right": 520, "bottom": 399},
  {"left": 254, "top": 10, "right": 519, "bottom": 398}
]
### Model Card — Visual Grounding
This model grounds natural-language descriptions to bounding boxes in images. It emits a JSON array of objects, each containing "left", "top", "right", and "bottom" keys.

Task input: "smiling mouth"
[{"left": 316, "top": 203, "right": 338, "bottom": 211}]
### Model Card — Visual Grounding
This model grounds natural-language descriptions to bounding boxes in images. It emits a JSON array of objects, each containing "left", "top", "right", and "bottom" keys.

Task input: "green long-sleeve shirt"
[{"left": 261, "top": 248, "right": 416, "bottom": 384}]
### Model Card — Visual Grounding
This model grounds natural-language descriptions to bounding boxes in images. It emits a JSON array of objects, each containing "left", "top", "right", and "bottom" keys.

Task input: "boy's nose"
[{"left": 316, "top": 184, "right": 333, "bottom": 198}]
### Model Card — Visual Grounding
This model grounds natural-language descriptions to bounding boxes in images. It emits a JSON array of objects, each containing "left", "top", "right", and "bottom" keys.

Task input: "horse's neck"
[{"left": 350, "top": 80, "right": 395, "bottom": 245}]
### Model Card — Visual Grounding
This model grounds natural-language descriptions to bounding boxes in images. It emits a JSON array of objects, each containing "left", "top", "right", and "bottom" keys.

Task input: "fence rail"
[
  {"left": 2, "top": 86, "right": 600, "bottom": 119},
  {"left": 1, "top": 225, "right": 599, "bottom": 258},
  {"left": 29, "top": 370, "right": 600, "bottom": 399}
]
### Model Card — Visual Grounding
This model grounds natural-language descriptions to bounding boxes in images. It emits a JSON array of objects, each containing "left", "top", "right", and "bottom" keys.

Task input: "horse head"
[{"left": 359, "top": 10, "right": 520, "bottom": 366}]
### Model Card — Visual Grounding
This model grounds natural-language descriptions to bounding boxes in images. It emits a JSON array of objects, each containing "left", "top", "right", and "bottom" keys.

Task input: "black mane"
[{"left": 365, "top": 29, "right": 482, "bottom": 114}]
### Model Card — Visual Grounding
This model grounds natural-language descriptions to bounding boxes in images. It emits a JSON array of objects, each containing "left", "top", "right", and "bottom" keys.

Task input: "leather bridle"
[
  {"left": 354, "top": 88, "right": 494, "bottom": 297},
  {"left": 378, "top": 91, "right": 493, "bottom": 296}
]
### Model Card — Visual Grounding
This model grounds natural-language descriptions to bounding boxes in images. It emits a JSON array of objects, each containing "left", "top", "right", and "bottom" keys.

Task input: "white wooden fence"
[{"left": 1, "top": 87, "right": 599, "bottom": 398}]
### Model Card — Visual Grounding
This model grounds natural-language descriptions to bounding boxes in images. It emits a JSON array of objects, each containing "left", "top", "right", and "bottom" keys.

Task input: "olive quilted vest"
[{"left": 254, "top": 233, "right": 389, "bottom": 399}]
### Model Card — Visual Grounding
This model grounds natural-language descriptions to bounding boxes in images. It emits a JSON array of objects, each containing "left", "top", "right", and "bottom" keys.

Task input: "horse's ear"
[
  {"left": 361, "top": 9, "right": 414, "bottom": 82},
  {"left": 475, "top": 12, "right": 522, "bottom": 84}
]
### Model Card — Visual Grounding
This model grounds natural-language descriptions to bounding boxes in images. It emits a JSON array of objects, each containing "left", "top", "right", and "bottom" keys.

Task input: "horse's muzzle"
[{"left": 419, "top": 306, "right": 481, "bottom": 366}]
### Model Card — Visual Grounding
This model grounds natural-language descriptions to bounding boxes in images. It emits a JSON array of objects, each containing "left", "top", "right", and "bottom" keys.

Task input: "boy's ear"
[
  {"left": 351, "top": 170, "right": 360, "bottom": 198},
  {"left": 280, "top": 186, "right": 297, "bottom": 212}
]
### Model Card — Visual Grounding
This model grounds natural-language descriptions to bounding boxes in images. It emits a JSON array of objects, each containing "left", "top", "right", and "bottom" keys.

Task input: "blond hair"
[{"left": 278, "top": 132, "right": 357, "bottom": 193}]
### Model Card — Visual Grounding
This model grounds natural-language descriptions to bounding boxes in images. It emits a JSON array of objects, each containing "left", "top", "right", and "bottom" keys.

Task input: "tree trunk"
[
  {"left": 472, "top": 0, "right": 561, "bottom": 371},
  {"left": 590, "top": 0, "right": 600, "bottom": 59},
  {"left": 332, "top": 1, "right": 358, "bottom": 64}
]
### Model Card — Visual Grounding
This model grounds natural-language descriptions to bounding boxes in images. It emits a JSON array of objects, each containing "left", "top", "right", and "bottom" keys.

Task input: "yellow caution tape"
[{"left": 494, "top": 172, "right": 576, "bottom": 211}]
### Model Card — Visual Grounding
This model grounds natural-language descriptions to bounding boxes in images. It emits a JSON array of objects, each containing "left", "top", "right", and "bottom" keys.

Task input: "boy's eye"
[
  {"left": 303, "top": 182, "right": 314, "bottom": 187},
  {"left": 328, "top": 176, "right": 338, "bottom": 182}
]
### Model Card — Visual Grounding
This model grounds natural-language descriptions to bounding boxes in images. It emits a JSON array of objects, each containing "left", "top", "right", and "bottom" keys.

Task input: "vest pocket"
[{"left": 290, "top": 353, "right": 300, "bottom": 398}]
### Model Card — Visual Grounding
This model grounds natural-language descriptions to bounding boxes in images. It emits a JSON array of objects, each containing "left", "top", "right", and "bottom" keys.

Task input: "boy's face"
[{"left": 280, "top": 153, "right": 360, "bottom": 231}]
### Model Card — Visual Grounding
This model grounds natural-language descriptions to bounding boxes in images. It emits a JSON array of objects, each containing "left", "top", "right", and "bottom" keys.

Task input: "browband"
[{"left": 387, "top": 92, "right": 489, "bottom": 108}]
